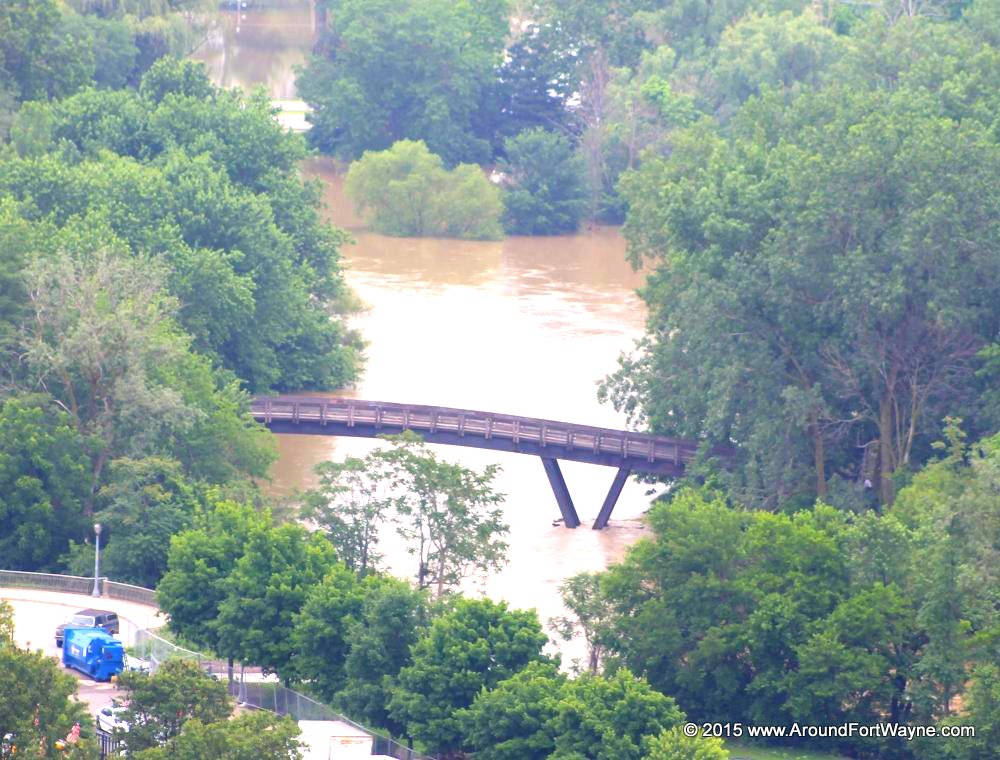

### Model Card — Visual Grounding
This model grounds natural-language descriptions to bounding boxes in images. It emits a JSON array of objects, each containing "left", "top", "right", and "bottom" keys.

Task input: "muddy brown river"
[{"left": 194, "top": 0, "right": 659, "bottom": 663}]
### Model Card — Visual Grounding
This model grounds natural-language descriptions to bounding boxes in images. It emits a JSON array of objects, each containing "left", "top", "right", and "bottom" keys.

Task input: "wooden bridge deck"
[{"left": 251, "top": 397, "right": 700, "bottom": 529}]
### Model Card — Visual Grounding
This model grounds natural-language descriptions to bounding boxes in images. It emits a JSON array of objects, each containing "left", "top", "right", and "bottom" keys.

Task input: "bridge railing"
[
  {"left": 251, "top": 397, "right": 698, "bottom": 466},
  {"left": 0, "top": 569, "right": 98, "bottom": 596}
]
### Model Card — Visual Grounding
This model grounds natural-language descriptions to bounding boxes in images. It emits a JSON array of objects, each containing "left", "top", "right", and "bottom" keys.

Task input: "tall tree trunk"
[
  {"left": 878, "top": 395, "right": 896, "bottom": 505},
  {"left": 810, "top": 410, "right": 827, "bottom": 499}
]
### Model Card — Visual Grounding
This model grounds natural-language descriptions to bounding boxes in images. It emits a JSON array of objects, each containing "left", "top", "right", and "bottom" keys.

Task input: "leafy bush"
[{"left": 345, "top": 140, "right": 503, "bottom": 239}]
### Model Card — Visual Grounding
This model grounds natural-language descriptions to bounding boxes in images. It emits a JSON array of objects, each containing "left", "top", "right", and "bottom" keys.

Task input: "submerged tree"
[
  {"left": 303, "top": 454, "right": 400, "bottom": 577},
  {"left": 345, "top": 140, "right": 502, "bottom": 239},
  {"left": 381, "top": 435, "right": 508, "bottom": 597},
  {"left": 501, "top": 128, "right": 588, "bottom": 235}
]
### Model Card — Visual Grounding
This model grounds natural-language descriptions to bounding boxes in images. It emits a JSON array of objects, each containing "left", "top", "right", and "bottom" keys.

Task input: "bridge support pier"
[
  {"left": 592, "top": 467, "right": 631, "bottom": 530},
  {"left": 541, "top": 458, "right": 580, "bottom": 528}
]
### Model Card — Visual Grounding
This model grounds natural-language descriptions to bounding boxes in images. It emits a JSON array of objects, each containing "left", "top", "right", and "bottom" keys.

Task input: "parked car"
[
  {"left": 96, "top": 704, "right": 129, "bottom": 734},
  {"left": 55, "top": 609, "right": 119, "bottom": 647}
]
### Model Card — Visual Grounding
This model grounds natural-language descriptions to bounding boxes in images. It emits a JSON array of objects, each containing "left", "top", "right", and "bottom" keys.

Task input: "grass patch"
[{"left": 725, "top": 743, "right": 851, "bottom": 760}]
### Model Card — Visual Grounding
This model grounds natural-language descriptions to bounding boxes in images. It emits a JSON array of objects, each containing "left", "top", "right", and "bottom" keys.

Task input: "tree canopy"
[
  {"left": 607, "top": 24, "right": 1000, "bottom": 507},
  {"left": 388, "top": 597, "right": 550, "bottom": 756},
  {"left": 298, "top": 0, "right": 509, "bottom": 165}
]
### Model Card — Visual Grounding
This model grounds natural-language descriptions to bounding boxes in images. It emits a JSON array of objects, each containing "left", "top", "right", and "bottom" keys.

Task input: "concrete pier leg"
[
  {"left": 592, "top": 467, "right": 631, "bottom": 529},
  {"left": 541, "top": 458, "right": 580, "bottom": 528}
]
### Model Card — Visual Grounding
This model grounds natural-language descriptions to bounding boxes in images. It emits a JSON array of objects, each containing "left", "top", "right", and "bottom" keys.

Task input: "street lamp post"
[{"left": 92, "top": 523, "right": 102, "bottom": 598}]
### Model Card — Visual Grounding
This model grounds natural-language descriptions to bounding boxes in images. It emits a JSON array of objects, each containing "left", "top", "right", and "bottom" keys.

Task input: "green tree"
[
  {"left": 338, "top": 578, "right": 429, "bottom": 736},
  {"left": 643, "top": 728, "right": 729, "bottom": 760},
  {"left": 0, "top": 197, "right": 35, "bottom": 356},
  {"left": 298, "top": 0, "right": 509, "bottom": 164},
  {"left": 611, "top": 72, "right": 1000, "bottom": 507},
  {"left": 489, "top": 23, "right": 578, "bottom": 144},
  {"left": 156, "top": 499, "right": 269, "bottom": 677},
  {"left": 920, "top": 664, "right": 999, "bottom": 760},
  {"left": 345, "top": 140, "right": 502, "bottom": 239},
  {"left": 0, "top": 0, "right": 94, "bottom": 103},
  {"left": 138, "top": 56, "right": 215, "bottom": 103},
  {"left": 85, "top": 15, "right": 139, "bottom": 90},
  {"left": 388, "top": 598, "right": 550, "bottom": 756},
  {"left": 214, "top": 523, "right": 338, "bottom": 677},
  {"left": 549, "top": 669, "right": 685, "bottom": 760},
  {"left": 713, "top": 11, "right": 845, "bottom": 106},
  {"left": 0, "top": 600, "right": 13, "bottom": 644},
  {"left": 461, "top": 661, "right": 566, "bottom": 760},
  {"left": 20, "top": 248, "right": 198, "bottom": 510},
  {"left": 133, "top": 712, "right": 302, "bottom": 760},
  {"left": 289, "top": 564, "right": 365, "bottom": 701},
  {"left": 118, "top": 659, "right": 232, "bottom": 753},
  {"left": 3, "top": 61, "right": 361, "bottom": 393},
  {"left": 302, "top": 454, "right": 399, "bottom": 577},
  {"left": 0, "top": 395, "right": 94, "bottom": 571},
  {"left": 384, "top": 435, "right": 508, "bottom": 597},
  {"left": 61, "top": 458, "right": 200, "bottom": 587},
  {"left": 550, "top": 571, "right": 617, "bottom": 673},
  {"left": 501, "top": 128, "right": 588, "bottom": 235},
  {"left": 0, "top": 642, "right": 95, "bottom": 759},
  {"left": 891, "top": 430, "right": 1000, "bottom": 720}
]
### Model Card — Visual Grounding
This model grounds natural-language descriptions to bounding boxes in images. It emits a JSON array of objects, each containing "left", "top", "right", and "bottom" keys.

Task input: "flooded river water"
[{"left": 195, "top": 1, "right": 657, "bottom": 659}]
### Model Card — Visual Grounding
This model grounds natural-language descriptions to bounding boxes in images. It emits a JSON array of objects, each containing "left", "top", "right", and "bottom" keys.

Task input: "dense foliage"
[
  {"left": 298, "top": 0, "right": 508, "bottom": 165},
  {"left": 133, "top": 712, "right": 302, "bottom": 760},
  {"left": 604, "top": 8, "right": 1000, "bottom": 509},
  {"left": 0, "top": 632, "right": 95, "bottom": 758},
  {"left": 0, "top": 0, "right": 202, "bottom": 132},
  {"left": 559, "top": 429, "right": 998, "bottom": 757},
  {"left": 345, "top": 140, "right": 503, "bottom": 240},
  {"left": 500, "top": 128, "right": 588, "bottom": 235},
  {"left": 117, "top": 659, "right": 232, "bottom": 753},
  {"left": 0, "top": 57, "right": 361, "bottom": 579},
  {"left": 4, "top": 58, "right": 360, "bottom": 392},
  {"left": 119, "top": 660, "right": 303, "bottom": 759}
]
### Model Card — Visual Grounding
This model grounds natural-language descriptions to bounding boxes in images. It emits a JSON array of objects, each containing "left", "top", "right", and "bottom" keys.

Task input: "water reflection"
[{"left": 192, "top": 3, "right": 316, "bottom": 99}]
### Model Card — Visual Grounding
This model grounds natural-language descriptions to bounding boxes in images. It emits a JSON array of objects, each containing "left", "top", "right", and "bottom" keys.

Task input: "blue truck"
[{"left": 62, "top": 627, "right": 124, "bottom": 681}]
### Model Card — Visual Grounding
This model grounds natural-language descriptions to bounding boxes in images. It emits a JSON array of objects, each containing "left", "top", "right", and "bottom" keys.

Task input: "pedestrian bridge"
[{"left": 251, "top": 397, "right": 701, "bottom": 529}]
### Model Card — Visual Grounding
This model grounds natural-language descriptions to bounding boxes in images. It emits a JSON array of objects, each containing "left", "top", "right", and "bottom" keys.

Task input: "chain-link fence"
[{"left": 132, "top": 628, "right": 208, "bottom": 670}]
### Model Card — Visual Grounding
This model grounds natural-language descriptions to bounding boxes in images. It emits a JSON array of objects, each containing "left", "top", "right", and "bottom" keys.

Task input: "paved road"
[{"left": 2, "top": 587, "right": 165, "bottom": 717}]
